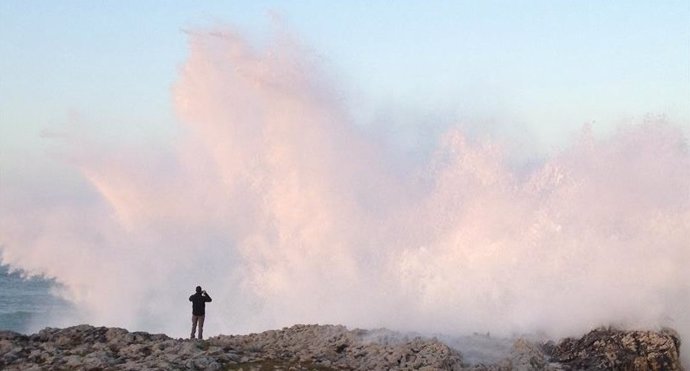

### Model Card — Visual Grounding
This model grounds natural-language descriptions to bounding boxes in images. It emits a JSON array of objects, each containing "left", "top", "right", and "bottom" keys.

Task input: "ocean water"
[{"left": 0, "top": 266, "right": 72, "bottom": 333}]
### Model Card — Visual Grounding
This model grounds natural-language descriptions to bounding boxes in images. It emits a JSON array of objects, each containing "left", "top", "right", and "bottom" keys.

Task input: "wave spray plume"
[{"left": 1, "top": 27, "right": 688, "bottom": 352}]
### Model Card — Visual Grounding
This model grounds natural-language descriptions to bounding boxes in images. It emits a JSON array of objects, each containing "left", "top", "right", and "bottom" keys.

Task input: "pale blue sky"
[{"left": 1, "top": 1, "right": 689, "bottom": 166}]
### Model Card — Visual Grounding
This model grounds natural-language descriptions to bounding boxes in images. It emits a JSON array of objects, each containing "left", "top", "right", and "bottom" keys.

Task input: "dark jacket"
[{"left": 189, "top": 292, "right": 212, "bottom": 315}]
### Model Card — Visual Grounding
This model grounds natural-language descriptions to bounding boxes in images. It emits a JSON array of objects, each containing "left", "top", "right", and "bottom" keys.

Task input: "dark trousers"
[{"left": 191, "top": 315, "right": 205, "bottom": 339}]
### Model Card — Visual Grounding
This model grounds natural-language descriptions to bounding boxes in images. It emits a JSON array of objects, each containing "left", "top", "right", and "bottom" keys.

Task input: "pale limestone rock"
[{"left": 0, "top": 324, "right": 683, "bottom": 370}]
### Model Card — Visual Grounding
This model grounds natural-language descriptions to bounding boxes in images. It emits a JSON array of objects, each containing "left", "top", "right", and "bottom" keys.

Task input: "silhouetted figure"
[{"left": 189, "top": 286, "right": 212, "bottom": 339}]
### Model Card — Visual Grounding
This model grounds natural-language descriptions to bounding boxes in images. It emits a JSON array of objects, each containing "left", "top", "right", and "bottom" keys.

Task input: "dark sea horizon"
[{"left": 0, "top": 265, "right": 73, "bottom": 334}]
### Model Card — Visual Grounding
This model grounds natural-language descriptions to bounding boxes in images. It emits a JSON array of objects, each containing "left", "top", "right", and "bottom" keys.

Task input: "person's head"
[{"left": 196, "top": 286, "right": 202, "bottom": 293}]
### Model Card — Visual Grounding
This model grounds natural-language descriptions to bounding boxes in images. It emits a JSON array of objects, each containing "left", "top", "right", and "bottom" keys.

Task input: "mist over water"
[{"left": 1, "top": 27, "right": 689, "bottom": 349}]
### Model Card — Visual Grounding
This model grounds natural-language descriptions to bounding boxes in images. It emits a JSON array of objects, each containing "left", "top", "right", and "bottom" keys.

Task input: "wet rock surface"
[{"left": 0, "top": 324, "right": 682, "bottom": 370}]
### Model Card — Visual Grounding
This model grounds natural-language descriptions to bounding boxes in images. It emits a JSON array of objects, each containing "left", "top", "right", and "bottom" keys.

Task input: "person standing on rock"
[{"left": 189, "top": 286, "right": 212, "bottom": 340}]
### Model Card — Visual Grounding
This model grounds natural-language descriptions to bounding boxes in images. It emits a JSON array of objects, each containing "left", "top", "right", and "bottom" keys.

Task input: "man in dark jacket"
[{"left": 189, "top": 286, "right": 212, "bottom": 339}]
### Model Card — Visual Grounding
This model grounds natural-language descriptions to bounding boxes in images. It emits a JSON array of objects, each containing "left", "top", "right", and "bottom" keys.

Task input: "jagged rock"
[
  {"left": 508, "top": 338, "right": 556, "bottom": 371},
  {"left": 209, "top": 324, "right": 465, "bottom": 370},
  {"left": 547, "top": 327, "right": 682, "bottom": 371},
  {"left": 0, "top": 324, "right": 683, "bottom": 370}
]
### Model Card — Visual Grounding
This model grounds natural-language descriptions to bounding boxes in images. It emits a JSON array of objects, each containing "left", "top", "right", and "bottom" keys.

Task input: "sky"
[{"left": 1, "top": 1, "right": 689, "bottom": 170}]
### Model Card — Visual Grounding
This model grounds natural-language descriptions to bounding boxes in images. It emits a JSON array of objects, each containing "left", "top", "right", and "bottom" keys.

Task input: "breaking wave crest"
[{"left": 1, "top": 28, "right": 688, "bottom": 346}]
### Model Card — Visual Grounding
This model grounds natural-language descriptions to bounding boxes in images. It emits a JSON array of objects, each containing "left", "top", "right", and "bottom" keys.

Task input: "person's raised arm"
[{"left": 203, "top": 291, "right": 212, "bottom": 302}]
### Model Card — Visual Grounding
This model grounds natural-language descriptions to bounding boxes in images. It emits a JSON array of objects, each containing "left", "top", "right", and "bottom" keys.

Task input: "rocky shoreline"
[{"left": 0, "top": 324, "right": 682, "bottom": 370}]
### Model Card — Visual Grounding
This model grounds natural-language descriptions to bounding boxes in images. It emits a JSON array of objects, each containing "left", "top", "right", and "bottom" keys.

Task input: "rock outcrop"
[
  {"left": 0, "top": 324, "right": 466, "bottom": 370},
  {"left": 0, "top": 324, "right": 682, "bottom": 370},
  {"left": 546, "top": 327, "right": 682, "bottom": 371}
]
